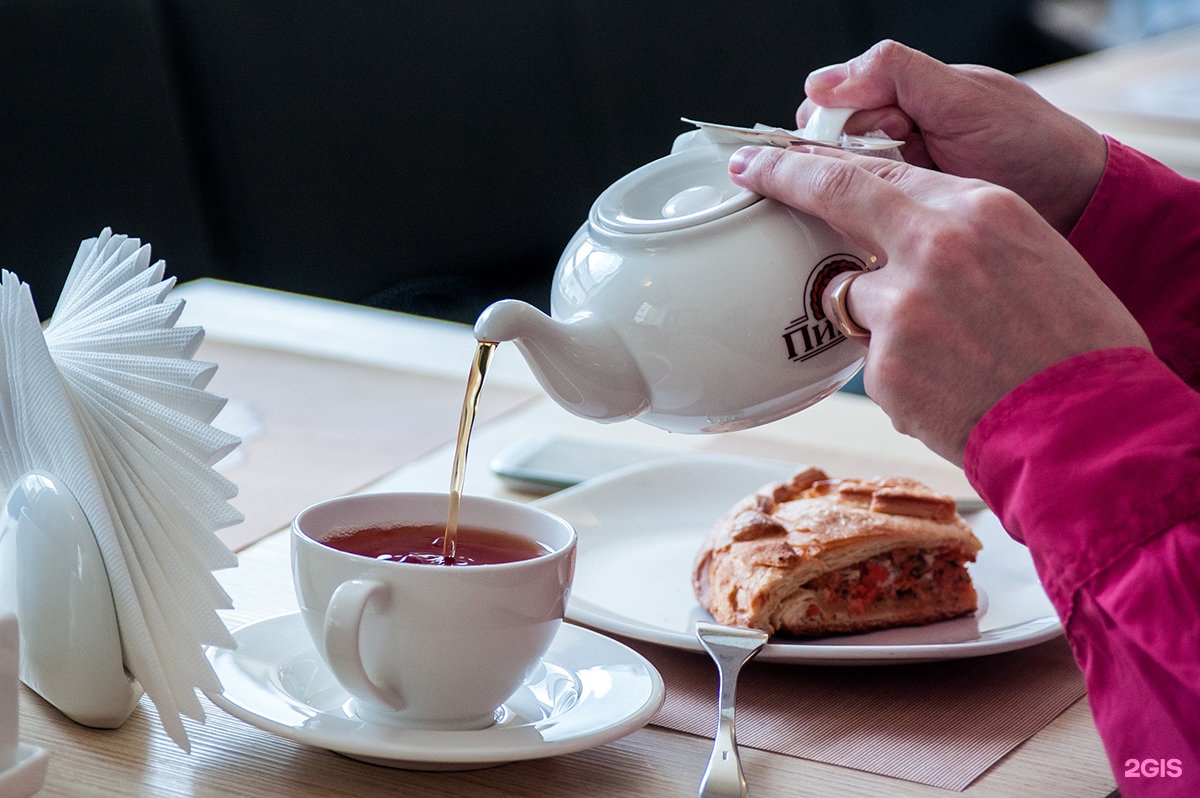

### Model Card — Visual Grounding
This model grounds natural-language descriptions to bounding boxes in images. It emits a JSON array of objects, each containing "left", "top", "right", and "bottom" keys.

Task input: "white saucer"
[{"left": 206, "top": 614, "right": 665, "bottom": 770}]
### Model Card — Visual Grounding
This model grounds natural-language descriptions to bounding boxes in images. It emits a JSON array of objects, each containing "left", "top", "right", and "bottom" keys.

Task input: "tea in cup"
[{"left": 291, "top": 491, "right": 576, "bottom": 730}]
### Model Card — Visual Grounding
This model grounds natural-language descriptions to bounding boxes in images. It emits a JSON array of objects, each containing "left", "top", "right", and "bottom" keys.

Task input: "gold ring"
[{"left": 825, "top": 270, "right": 870, "bottom": 340}]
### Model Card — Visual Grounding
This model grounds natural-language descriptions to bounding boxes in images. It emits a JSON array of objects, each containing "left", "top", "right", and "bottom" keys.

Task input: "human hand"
[
  {"left": 729, "top": 146, "right": 1152, "bottom": 464},
  {"left": 798, "top": 40, "right": 1107, "bottom": 236}
]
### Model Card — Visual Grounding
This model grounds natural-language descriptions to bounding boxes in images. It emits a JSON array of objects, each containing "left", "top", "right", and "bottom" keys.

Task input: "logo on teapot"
[{"left": 782, "top": 254, "right": 869, "bottom": 362}]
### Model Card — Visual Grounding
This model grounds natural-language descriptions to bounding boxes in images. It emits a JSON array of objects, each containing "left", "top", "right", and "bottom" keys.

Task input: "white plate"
[
  {"left": 206, "top": 614, "right": 665, "bottom": 770},
  {"left": 538, "top": 454, "right": 1061, "bottom": 665}
]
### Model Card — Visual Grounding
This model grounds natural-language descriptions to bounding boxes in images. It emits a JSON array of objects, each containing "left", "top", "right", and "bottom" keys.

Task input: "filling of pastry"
[{"left": 791, "top": 546, "right": 976, "bottom": 631}]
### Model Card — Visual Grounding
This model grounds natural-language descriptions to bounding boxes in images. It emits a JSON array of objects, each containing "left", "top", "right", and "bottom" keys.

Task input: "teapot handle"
[{"left": 801, "top": 106, "right": 856, "bottom": 144}]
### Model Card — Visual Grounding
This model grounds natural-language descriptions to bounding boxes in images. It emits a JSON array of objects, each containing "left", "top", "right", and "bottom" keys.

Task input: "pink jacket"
[{"left": 965, "top": 139, "right": 1200, "bottom": 797}]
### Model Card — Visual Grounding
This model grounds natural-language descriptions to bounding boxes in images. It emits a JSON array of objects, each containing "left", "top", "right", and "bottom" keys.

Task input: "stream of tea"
[{"left": 443, "top": 339, "right": 498, "bottom": 561}]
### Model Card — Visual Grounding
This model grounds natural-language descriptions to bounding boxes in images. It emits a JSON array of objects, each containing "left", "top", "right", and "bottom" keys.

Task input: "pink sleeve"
[
  {"left": 1068, "top": 137, "right": 1200, "bottom": 386},
  {"left": 964, "top": 347, "right": 1200, "bottom": 796}
]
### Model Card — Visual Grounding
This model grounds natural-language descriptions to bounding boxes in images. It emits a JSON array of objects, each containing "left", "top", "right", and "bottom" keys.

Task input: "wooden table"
[
  {"left": 1023, "top": 22, "right": 1200, "bottom": 179},
  {"left": 14, "top": 280, "right": 1117, "bottom": 796}
]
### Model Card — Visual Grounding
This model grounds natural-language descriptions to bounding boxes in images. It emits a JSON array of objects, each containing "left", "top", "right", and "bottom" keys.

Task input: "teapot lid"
[{"left": 592, "top": 144, "right": 760, "bottom": 234}]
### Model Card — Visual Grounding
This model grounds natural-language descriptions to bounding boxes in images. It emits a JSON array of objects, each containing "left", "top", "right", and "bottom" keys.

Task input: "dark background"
[{"left": 0, "top": 1, "right": 1085, "bottom": 322}]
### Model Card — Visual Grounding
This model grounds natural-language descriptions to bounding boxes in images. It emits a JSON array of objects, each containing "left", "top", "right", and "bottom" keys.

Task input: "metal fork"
[{"left": 696, "top": 622, "right": 770, "bottom": 798}]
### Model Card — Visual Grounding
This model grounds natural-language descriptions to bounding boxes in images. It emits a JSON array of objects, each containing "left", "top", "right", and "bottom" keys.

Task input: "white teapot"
[{"left": 474, "top": 108, "right": 878, "bottom": 433}]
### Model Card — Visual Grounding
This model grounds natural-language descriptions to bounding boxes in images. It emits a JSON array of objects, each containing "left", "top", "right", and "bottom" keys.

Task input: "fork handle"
[{"left": 699, "top": 685, "right": 749, "bottom": 798}]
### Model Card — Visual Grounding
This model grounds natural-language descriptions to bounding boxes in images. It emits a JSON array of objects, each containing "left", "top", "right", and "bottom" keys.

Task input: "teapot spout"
[{"left": 474, "top": 300, "right": 650, "bottom": 423}]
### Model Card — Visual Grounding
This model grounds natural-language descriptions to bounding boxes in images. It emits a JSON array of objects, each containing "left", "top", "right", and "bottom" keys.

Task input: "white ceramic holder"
[
  {"left": 0, "top": 229, "right": 243, "bottom": 750},
  {"left": 0, "top": 471, "right": 142, "bottom": 728}
]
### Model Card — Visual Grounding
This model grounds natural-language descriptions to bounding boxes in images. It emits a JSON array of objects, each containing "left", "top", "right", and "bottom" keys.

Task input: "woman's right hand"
[
  {"left": 728, "top": 144, "right": 1152, "bottom": 465},
  {"left": 797, "top": 40, "right": 1108, "bottom": 236}
]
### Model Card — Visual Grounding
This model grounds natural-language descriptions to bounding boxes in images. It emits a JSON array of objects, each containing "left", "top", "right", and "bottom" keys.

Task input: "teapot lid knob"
[{"left": 661, "top": 185, "right": 726, "bottom": 219}]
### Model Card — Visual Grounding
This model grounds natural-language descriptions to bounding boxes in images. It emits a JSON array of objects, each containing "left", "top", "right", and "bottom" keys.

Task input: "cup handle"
[
  {"left": 801, "top": 106, "right": 856, "bottom": 144},
  {"left": 323, "top": 579, "right": 406, "bottom": 711}
]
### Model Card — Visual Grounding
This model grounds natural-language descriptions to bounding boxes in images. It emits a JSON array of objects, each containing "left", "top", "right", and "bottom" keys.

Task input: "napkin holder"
[
  {"left": 0, "top": 228, "right": 243, "bottom": 749},
  {"left": 0, "top": 471, "right": 142, "bottom": 728}
]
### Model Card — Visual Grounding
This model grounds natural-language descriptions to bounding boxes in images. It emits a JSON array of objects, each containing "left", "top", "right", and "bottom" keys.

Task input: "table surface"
[
  {"left": 15, "top": 280, "right": 1117, "bottom": 797},
  {"left": 1022, "top": 22, "right": 1200, "bottom": 178}
]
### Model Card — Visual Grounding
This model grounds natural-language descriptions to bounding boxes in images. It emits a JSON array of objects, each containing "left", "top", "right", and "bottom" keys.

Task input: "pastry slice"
[{"left": 692, "top": 468, "right": 982, "bottom": 636}]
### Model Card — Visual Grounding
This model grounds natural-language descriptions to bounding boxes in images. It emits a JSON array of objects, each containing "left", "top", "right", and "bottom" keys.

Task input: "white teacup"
[{"left": 291, "top": 492, "right": 576, "bottom": 730}]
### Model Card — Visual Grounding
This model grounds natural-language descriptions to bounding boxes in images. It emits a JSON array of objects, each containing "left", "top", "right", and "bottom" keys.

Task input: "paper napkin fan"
[{"left": 0, "top": 228, "right": 242, "bottom": 750}]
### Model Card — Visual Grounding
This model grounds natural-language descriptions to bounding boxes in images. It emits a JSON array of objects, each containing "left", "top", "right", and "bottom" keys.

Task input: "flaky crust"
[{"left": 692, "top": 468, "right": 982, "bottom": 636}]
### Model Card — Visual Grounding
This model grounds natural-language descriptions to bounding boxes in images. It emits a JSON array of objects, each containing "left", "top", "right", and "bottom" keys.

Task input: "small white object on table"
[{"left": 0, "top": 613, "right": 48, "bottom": 797}]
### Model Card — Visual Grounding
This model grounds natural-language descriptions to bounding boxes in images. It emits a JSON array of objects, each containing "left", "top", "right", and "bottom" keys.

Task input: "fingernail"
[
  {"left": 728, "top": 146, "right": 761, "bottom": 176},
  {"left": 806, "top": 63, "right": 849, "bottom": 93}
]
